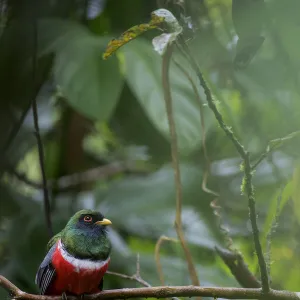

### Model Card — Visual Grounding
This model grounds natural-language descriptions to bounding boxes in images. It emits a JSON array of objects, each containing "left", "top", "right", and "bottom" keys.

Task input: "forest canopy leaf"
[
  {"left": 121, "top": 39, "right": 209, "bottom": 154},
  {"left": 39, "top": 19, "right": 123, "bottom": 121},
  {"left": 95, "top": 163, "right": 218, "bottom": 249}
]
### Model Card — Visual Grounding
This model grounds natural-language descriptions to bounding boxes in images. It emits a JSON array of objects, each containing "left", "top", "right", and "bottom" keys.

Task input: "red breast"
[{"left": 48, "top": 241, "right": 110, "bottom": 295}]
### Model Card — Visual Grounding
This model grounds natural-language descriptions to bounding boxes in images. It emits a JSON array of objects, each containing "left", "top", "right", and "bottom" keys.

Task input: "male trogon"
[{"left": 35, "top": 210, "right": 112, "bottom": 297}]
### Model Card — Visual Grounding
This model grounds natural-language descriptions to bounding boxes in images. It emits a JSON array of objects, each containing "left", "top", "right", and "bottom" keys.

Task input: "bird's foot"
[
  {"left": 80, "top": 294, "right": 86, "bottom": 300},
  {"left": 62, "top": 292, "right": 68, "bottom": 300}
]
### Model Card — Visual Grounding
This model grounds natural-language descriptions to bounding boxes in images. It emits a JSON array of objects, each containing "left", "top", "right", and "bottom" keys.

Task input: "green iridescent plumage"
[
  {"left": 47, "top": 210, "right": 111, "bottom": 260},
  {"left": 47, "top": 232, "right": 61, "bottom": 250}
]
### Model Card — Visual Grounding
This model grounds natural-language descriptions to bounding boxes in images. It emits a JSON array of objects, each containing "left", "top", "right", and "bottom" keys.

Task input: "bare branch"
[
  {"left": 106, "top": 253, "right": 151, "bottom": 288},
  {"left": 162, "top": 44, "right": 200, "bottom": 289},
  {"left": 31, "top": 19, "right": 53, "bottom": 238},
  {"left": 6, "top": 162, "right": 148, "bottom": 191},
  {"left": 135, "top": 253, "right": 141, "bottom": 278},
  {"left": 106, "top": 271, "right": 151, "bottom": 288},
  {"left": 173, "top": 59, "right": 218, "bottom": 198},
  {"left": 154, "top": 235, "right": 178, "bottom": 285},
  {"left": 1, "top": 275, "right": 300, "bottom": 300},
  {"left": 252, "top": 131, "right": 300, "bottom": 170},
  {"left": 179, "top": 40, "right": 270, "bottom": 293},
  {"left": 173, "top": 59, "right": 234, "bottom": 250},
  {"left": 53, "top": 162, "right": 137, "bottom": 189},
  {"left": 154, "top": 236, "right": 165, "bottom": 285}
]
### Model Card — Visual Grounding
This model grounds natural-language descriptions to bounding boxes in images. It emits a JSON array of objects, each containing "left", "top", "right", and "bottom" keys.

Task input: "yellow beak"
[{"left": 95, "top": 218, "right": 112, "bottom": 226}]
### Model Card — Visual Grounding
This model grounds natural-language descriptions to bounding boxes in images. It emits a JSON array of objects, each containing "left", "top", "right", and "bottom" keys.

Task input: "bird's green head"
[{"left": 61, "top": 209, "right": 112, "bottom": 260}]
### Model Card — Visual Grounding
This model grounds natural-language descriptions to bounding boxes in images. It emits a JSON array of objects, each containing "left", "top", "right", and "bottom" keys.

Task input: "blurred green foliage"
[{"left": 1, "top": 0, "right": 300, "bottom": 298}]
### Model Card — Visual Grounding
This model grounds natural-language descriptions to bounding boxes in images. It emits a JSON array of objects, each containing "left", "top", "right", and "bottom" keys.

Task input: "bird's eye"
[{"left": 83, "top": 215, "right": 93, "bottom": 222}]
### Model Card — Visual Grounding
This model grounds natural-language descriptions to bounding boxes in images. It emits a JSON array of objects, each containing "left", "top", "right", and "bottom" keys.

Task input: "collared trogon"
[{"left": 35, "top": 210, "right": 112, "bottom": 297}]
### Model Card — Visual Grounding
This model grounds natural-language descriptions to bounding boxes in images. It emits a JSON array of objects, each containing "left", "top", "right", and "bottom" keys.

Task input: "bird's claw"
[{"left": 62, "top": 292, "right": 68, "bottom": 300}]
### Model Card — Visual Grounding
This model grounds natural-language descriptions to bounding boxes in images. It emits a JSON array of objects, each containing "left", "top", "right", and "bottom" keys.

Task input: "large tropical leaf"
[
  {"left": 39, "top": 19, "right": 123, "bottom": 121},
  {"left": 121, "top": 38, "right": 212, "bottom": 155}
]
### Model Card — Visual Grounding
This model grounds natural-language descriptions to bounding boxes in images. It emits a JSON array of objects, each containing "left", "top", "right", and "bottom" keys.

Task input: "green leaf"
[
  {"left": 39, "top": 19, "right": 123, "bottom": 121},
  {"left": 152, "top": 33, "right": 177, "bottom": 55},
  {"left": 121, "top": 39, "right": 210, "bottom": 155},
  {"left": 151, "top": 9, "right": 182, "bottom": 55}
]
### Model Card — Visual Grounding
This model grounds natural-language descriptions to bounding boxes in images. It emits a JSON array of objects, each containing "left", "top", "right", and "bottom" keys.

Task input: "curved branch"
[
  {"left": 173, "top": 58, "right": 234, "bottom": 250},
  {"left": 154, "top": 235, "right": 178, "bottom": 285},
  {"left": 162, "top": 44, "right": 200, "bottom": 288},
  {"left": 179, "top": 40, "right": 270, "bottom": 293},
  {"left": 0, "top": 275, "right": 299, "bottom": 300},
  {"left": 172, "top": 59, "right": 218, "bottom": 198}
]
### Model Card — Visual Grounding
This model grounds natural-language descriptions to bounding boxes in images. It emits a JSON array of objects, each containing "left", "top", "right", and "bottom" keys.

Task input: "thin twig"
[
  {"left": 162, "top": 46, "right": 183, "bottom": 227},
  {"left": 106, "top": 271, "right": 151, "bottom": 288},
  {"left": 172, "top": 59, "right": 218, "bottom": 197},
  {"left": 31, "top": 19, "right": 53, "bottom": 238},
  {"left": 2, "top": 275, "right": 300, "bottom": 300},
  {"left": 162, "top": 44, "right": 200, "bottom": 289},
  {"left": 252, "top": 149, "right": 272, "bottom": 171},
  {"left": 155, "top": 236, "right": 166, "bottom": 285},
  {"left": 154, "top": 235, "right": 178, "bottom": 285},
  {"left": 179, "top": 40, "right": 270, "bottom": 293},
  {"left": 173, "top": 58, "right": 234, "bottom": 250},
  {"left": 135, "top": 253, "right": 141, "bottom": 277},
  {"left": 107, "top": 253, "right": 151, "bottom": 288},
  {"left": 252, "top": 131, "right": 300, "bottom": 171},
  {"left": 5, "top": 167, "right": 43, "bottom": 189},
  {"left": 108, "top": 263, "right": 180, "bottom": 300},
  {"left": 6, "top": 162, "right": 149, "bottom": 191},
  {"left": 182, "top": 48, "right": 246, "bottom": 159}
]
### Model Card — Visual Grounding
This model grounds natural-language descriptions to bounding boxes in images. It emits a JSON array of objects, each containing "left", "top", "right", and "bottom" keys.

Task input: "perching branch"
[
  {"left": 108, "top": 256, "right": 180, "bottom": 300},
  {"left": 179, "top": 41, "right": 270, "bottom": 293},
  {"left": 162, "top": 44, "right": 200, "bottom": 289},
  {"left": 31, "top": 19, "right": 53, "bottom": 238},
  {"left": 1, "top": 275, "right": 300, "bottom": 300}
]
